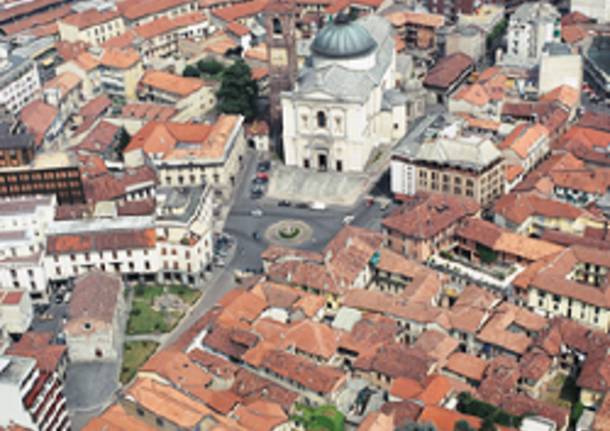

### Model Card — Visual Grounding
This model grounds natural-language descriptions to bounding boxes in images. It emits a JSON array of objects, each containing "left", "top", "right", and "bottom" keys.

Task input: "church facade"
[{"left": 281, "top": 15, "right": 407, "bottom": 173}]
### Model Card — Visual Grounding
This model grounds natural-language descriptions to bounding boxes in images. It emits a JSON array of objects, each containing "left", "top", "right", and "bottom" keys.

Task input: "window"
[
  {"left": 156, "top": 418, "right": 164, "bottom": 427},
  {"left": 316, "top": 111, "right": 327, "bottom": 128},
  {"left": 303, "top": 158, "right": 310, "bottom": 168},
  {"left": 272, "top": 17, "right": 282, "bottom": 35},
  {"left": 336, "top": 160, "right": 343, "bottom": 172}
]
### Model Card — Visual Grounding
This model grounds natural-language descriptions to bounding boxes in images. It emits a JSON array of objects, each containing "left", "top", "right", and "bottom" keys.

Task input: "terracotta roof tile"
[
  {"left": 47, "top": 228, "right": 156, "bottom": 254},
  {"left": 100, "top": 47, "right": 140, "bottom": 69},
  {"left": 140, "top": 70, "right": 204, "bottom": 97},
  {"left": 118, "top": 0, "right": 194, "bottom": 20},
  {"left": 424, "top": 53, "right": 473, "bottom": 90},
  {"left": 83, "top": 404, "right": 157, "bottom": 431},
  {"left": 444, "top": 352, "right": 487, "bottom": 382},
  {"left": 62, "top": 9, "right": 120, "bottom": 30}
]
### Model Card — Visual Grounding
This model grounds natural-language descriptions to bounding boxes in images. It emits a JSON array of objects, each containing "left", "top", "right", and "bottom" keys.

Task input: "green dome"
[{"left": 311, "top": 16, "right": 377, "bottom": 59}]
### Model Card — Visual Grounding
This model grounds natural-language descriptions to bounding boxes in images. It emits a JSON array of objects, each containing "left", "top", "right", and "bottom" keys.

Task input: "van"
[{"left": 310, "top": 201, "right": 326, "bottom": 211}]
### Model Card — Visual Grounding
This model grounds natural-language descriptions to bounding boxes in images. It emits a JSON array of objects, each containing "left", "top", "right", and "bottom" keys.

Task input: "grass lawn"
[
  {"left": 292, "top": 404, "right": 345, "bottom": 431},
  {"left": 168, "top": 285, "right": 202, "bottom": 305},
  {"left": 126, "top": 284, "right": 200, "bottom": 335},
  {"left": 120, "top": 340, "right": 159, "bottom": 384}
]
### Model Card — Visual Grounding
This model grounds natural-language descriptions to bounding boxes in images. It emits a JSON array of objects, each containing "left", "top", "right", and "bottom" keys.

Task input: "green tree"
[
  {"left": 454, "top": 420, "right": 476, "bottom": 431},
  {"left": 182, "top": 65, "right": 200, "bottom": 78},
  {"left": 116, "top": 127, "right": 131, "bottom": 157},
  {"left": 217, "top": 59, "right": 258, "bottom": 120},
  {"left": 197, "top": 58, "right": 224, "bottom": 76},
  {"left": 479, "top": 418, "right": 497, "bottom": 431}
]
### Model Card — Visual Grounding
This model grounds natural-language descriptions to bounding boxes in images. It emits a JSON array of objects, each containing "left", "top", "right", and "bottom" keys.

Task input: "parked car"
[
  {"left": 309, "top": 201, "right": 326, "bottom": 211},
  {"left": 343, "top": 215, "right": 355, "bottom": 225},
  {"left": 250, "top": 208, "right": 263, "bottom": 217},
  {"left": 54, "top": 295, "right": 63, "bottom": 304},
  {"left": 252, "top": 231, "right": 261, "bottom": 240},
  {"left": 295, "top": 202, "right": 309, "bottom": 209},
  {"left": 278, "top": 200, "right": 291, "bottom": 207},
  {"left": 253, "top": 177, "right": 267, "bottom": 185},
  {"left": 257, "top": 160, "right": 271, "bottom": 172}
]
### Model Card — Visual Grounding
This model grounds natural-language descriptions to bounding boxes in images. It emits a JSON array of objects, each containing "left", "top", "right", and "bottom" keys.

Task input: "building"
[
  {"left": 513, "top": 246, "right": 610, "bottom": 332},
  {"left": 506, "top": 2, "right": 561, "bottom": 63},
  {"left": 426, "top": 0, "right": 477, "bottom": 21},
  {"left": 571, "top": 0, "right": 610, "bottom": 23},
  {"left": 124, "top": 115, "right": 246, "bottom": 196},
  {"left": 156, "top": 186, "right": 214, "bottom": 285},
  {"left": 0, "top": 44, "right": 41, "bottom": 116},
  {"left": 423, "top": 52, "right": 474, "bottom": 103},
  {"left": 65, "top": 271, "right": 125, "bottom": 361},
  {"left": 498, "top": 123, "right": 550, "bottom": 175},
  {"left": 42, "top": 71, "right": 84, "bottom": 121},
  {"left": 584, "top": 36, "right": 610, "bottom": 103},
  {"left": 444, "top": 25, "right": 486, "bottom": 63},
  {"left": 382, "top": 193, "right": 479, "bottom": 261},
  {"left": 98, "top": 47, "right": 144, "bottom": 101},
  {"left": 458, "top": 4, "right": 505, "bottom": 34},
  {"left": 58, "top": 8, "right": 125, "bottom": 45},
  {"left": 0, "top": 355, "right": 70, "bottom": 430},
  {"left": 118, "top": 0, "right": 199, "bottom": 27},
  {"left": 282, "top": 15, "right": 407, "bottom": 172},
  {"left": 0, "top": 290, "right": 32, "bottom": 335},
  {"left": 493, "top": 192, "right": 604, "bottom": 236},
  {"left": 386, "top": 11, "right": 445, "bottom": 54},
  {"left": 0, "top": 115, "right": 35, "bottom": 168},
  {"left": 538, "top": 43, "right": 583, "bottom": 96},
  {"left": 44, "top": 223, "right": 158, "bottom": 283},
  {"left": 391, "top": 115, "right": 504, "bottom": 208},
  {"left": 138, "top": 70, "right": 216, "bottom": 121}
]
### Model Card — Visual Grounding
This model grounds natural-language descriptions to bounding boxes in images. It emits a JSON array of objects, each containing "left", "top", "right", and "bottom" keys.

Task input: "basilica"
[{"left": 281, "top": 15, "right": 408, "bottom": 173}]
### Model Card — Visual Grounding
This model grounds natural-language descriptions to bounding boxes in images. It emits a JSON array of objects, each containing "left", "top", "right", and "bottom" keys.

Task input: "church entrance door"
[{"left": 318, "top": 153, "right": 328, "bottom": 171}]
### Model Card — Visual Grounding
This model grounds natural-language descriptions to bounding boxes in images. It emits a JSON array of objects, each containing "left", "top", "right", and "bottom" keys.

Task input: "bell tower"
[{"left": 264, "top": 0, "right": 297, "bottom": 149}]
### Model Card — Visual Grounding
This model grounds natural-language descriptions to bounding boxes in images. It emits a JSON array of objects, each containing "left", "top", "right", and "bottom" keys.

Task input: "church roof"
[{"left": 311, "top": 15, "right": 377, "bottom": 59}]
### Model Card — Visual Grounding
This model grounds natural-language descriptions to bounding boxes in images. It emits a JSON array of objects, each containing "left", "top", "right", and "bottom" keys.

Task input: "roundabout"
[{"left": 265, "top": 219, "right": 313, "bottom": 245}]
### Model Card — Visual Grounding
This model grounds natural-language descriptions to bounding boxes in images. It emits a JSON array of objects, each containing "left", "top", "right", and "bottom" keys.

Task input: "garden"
[
  {"left": 126, "top": 284, "right": 201, "bottom": 335},
  {"left": 120, "top": 340, "right": 159, "bottom": 384},
  {"left": 291, "top": 404, "right": 345, "bottom": 431}
]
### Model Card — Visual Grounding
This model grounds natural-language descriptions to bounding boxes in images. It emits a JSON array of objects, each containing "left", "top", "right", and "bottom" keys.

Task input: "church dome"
[{"left": 311, "top": 15, "right": 377, "bottom": 59}]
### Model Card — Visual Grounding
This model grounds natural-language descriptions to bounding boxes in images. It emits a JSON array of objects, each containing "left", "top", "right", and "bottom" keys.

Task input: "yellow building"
[
  {"left": 138, "top": 70, "right": 216, "bottom": 121},
  {"left": 99, "top": 48, "right": 143, "bottom": 101},
  {"left": 58, "top": 9, "right": 125, "bottom": 45}
]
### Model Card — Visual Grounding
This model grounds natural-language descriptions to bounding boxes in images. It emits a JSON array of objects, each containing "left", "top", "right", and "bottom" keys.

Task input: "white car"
[
  {"left": 250, "top": 208, "right": 263, "bottom": 217},
  {"left": 343, "top": 215, "right": 355, "bottom": 225},
  {"left": 309, "top": 201, "right": 326, "bottom": 211}
]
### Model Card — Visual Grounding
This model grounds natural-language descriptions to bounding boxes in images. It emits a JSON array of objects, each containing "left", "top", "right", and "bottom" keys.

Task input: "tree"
[
  {"left": 217, "top": 59, "right": 258, "bottom": 120},
  {"left": 479, "top": 418, "right": 497, "bottom": 431},
  {"left": 454, "top": 420, "right": 476, "bottom": 431},
  {"left": 197, "top": 58, "right": 224, "bottom": 76},
  {"left": 182, "top": 65, "right": 200, "bottom": 78}
]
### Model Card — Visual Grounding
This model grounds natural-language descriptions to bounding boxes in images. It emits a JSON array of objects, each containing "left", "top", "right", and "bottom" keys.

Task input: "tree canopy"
[{"left": 217, "top": 59, "right": 258, "bottom": 120}]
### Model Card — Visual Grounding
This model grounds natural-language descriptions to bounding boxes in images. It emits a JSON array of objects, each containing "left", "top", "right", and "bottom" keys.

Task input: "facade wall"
[
  {"left": 0, "top": 59, "right": 41, "bottom": 116},
  {"left": 539, "top": 54, "right": 583, "bottom": 97},
  {"left": 0, "top": 293, "right": 32, "bottom": 334},
  {"left": 571, "top": 0, "right": 610, "bottom": 23},
  {"left": 527, "top": 287, "right": 610, "bottom": 332},
  {"left": 58, "top": 18, "right": 125, "bottom": 45}
]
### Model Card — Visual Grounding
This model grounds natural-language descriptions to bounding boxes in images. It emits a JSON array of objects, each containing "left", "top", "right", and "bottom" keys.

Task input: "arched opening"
[
  {"left": 316, "top": 111, "right": 327, "bottom": 128},
  {"left": 272, "top": 17, "right": 282, "bottom": 35}
]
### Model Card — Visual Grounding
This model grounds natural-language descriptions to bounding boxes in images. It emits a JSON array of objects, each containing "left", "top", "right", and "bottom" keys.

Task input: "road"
[{"left": 164, "top": 149, "right": 392, "bottom": 348}]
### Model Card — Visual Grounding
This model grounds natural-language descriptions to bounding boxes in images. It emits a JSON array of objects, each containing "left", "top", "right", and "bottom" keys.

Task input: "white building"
[
  {"left": 156, "top": 185, "right": 214, "bottom": 286},
  {"left": 507, "top": 2, "right": 561, "bottom": 64},
  {"left": 44, "top": 216, "right": 160, "bottom": 284},
  {"left": 538, "top": 43, "right": 583, "bottom": 96},
  {"left": 0, "top": 196, "right": 55, "bottom": 300},
  {"left": 0, "top": 355, "right": 70, "bottom": 430},
  {"left": 0, "top": 290, "right": 33, "bottom": 335},
  {"left": 0, "top": 43, "right": 41, "bottom": 116},
  {"left": 281, "top": 15, "right": 407, "bottom": 173},
  {"left": 571, "top": 0, "right": 610, "bottom": 23}
]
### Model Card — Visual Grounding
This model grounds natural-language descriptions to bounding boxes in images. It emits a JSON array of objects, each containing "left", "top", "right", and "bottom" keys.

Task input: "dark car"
[
  {"left": 252, "top": 231, "right": 261, "bottom": 240},
  {"left": 257, "top": 160, "right": 271, "bottom": 172},
  {"left": 252, "top": 177, "right": 267, "bottom": 185},
  {"left": 278, "top": 200, "right": 291, "bottom": 207},
  {"left": 54, "top": 295, "right": 63, "bottom": 304},
  {"left": 251, "top": 189, "right": 263, "bottom": 199},
  {"left": 295, "top": 202, "right": 309, "bottom": 209}
]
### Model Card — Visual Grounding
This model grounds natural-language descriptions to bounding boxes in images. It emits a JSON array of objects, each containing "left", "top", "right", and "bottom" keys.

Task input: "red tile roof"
[
  {"left": 118, "top": 0, "right": 193, "bottom": 20},
  {"left": 19, "top": 100, "right": 58, "bottom": 146},
  {"left": 61, "top": 9, "right": 120, "bottom": 30},
  {"left": 140, "top": 70, "right": 204, "bottom": 97},
  {"left": 47, "top": 228, "right": 156, "bottom": 254},
  {"left": 212, "top": 0, "right": 268, "bottom": 21},
  {"left": 424, "top": 53, "right": 473, "bottom": 90}
]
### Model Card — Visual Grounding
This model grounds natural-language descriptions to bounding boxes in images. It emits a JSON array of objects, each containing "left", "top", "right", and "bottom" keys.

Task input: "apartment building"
[
  {"left": 0, "top": 290, "right": 33, "bottom": 334},
  {"left": 156, "top": 186, "right": 214, "bottom": 285},
  {"left": 506, "top": 2, "right": 561, "bottom": 63},
  {"left": 41, "top": 71, "right": 84, "bottom": 121},
  {"left": 118, "top": 0, "right": 199, "bottom": 26},
  {"left": 514, "top": 246, "right": 610, "bottom": 333},
  {"left": 138, "top": 70, "right": 216, "bottom": 121},
  {"left": 391, "top": 115, "right": 504, "bottom": 208},
  {"left": 44, "top": 220, "right": 159, "bottom": 284},
  {"left": 0, "top": 115, "right": 36, "bottom": 168},
  {"left": 124, "top": 115, "right": 246, "bottom": 197},
  {"left": 0, "top": 355, "right": 70, "bottom": 431},
  {"left": 571, "top": 0, "right": 610, "bottom": 23},
  {"left": 499, "top": 123, "right": 550, "bottom": 176},
  {"left": 58, "top": 8, "right": 125, "bottom": 46},
  {"left": 0, "top": 44, "right": 41, "bottom": 116},
  {"left": 98, "top": 48, "right": 143, "bottom": 101}
]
